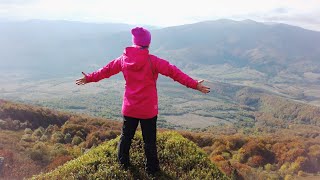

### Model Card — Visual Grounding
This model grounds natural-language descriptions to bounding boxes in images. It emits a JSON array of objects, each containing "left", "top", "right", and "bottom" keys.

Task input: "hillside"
[
  {"left": 0, "top": 100, "right": 122, "bottom": 179},
  {"left": 0, "top": 99, "right": 121, "bottom": 129},
  {"left": 0, "top": 100, "right": 320, "bottom": 179},
  {"left": 31, "top": 131, "right": 228, "bottom": 180}
]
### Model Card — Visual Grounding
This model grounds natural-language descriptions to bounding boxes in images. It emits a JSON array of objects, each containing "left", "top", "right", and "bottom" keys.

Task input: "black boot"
[
  {"left": 140, "top": 116, "right": 160, "bottom": 175},
  {"left": 145, "top": 143, "right": 160, "bottom": 175},
  {"left": 117, "top": 135, "right": 132, "bottom": 169}
]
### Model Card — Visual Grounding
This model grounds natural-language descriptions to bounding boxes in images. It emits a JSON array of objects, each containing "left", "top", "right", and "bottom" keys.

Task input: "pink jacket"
[{"left": 85, "top": 47, "right": 198, "bottom": 119}]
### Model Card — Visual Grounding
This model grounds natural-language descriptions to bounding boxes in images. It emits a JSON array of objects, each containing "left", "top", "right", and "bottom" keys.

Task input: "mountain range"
[
  {"left": 1, "top": 19, "right": 320, "bottom": 109},
  {"left": 1, "top": 19, "right": 320, "bottom": 77}
]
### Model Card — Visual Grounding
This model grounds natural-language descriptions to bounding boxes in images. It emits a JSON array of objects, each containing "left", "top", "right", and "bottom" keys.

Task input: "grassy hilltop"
[{"left": 31, "top": 131, "right": 228, "bottom": 180}]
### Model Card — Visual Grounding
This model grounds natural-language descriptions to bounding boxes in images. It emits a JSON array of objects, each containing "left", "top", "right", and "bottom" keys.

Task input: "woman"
[{"left": 76, "top": 27, "right": 210, "bottom": 175}]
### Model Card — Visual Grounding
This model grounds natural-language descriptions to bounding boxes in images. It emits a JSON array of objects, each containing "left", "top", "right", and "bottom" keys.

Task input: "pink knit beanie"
[{"left": 131, "top": 27, "right": 151, "bottom": 46}]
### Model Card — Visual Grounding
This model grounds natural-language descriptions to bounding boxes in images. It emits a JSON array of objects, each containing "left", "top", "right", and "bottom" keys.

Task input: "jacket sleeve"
[
  {"left": 85, "top": 57, "right": 122, "bottom": 83},
  {"left": 154, "top": 57, "right": 198, "bottom": 89}
]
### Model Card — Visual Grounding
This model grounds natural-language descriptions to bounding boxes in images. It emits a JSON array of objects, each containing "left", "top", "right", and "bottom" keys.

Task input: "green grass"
[{"left": 31, "top": 131, "right": 228, "bottom": 180}]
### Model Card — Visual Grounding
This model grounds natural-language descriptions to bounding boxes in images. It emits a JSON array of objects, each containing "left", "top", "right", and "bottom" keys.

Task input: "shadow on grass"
[{"left": 127, "top": 165, "right": 175, "bottom": 180}]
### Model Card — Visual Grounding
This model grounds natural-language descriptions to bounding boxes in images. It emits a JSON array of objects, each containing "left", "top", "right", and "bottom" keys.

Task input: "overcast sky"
[{"left": 1, "top": 0, "right": 320, "bottom": 31}]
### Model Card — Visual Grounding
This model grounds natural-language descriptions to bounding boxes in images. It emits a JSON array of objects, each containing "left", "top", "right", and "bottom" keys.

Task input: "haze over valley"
[
  {"left": 1, "top": 18, "right": 320, "bottom": 180},
  {"left": 1, "top": 19, "right": 320, "bottom": 128}
]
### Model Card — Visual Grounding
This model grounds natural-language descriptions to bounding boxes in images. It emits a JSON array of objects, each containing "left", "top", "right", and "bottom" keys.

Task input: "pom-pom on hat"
[{"left": 131, "top": 27, "right": 151, "bottom": 46}]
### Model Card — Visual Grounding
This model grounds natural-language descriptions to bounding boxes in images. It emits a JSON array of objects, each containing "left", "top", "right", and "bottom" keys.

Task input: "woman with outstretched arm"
[{"left": 76, "top": 27, "right": 210, "bottom": 175}]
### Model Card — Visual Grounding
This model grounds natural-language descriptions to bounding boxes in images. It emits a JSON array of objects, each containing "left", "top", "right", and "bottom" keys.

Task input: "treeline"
[
  {"left": 179, "top": 130, "right": 320, "bottom": 179},
  {"left": 19, "top": 115, "right": 122, "bottom": 163},
  {"left": 0, "top": 100, "right": 70, "bottom": 129},
  {"left": 233, "top": 87, "right": 320, "bottom": 126},
  {"left": 259, "top": 95, "right": 320, "bottom": 126},
  {"left": 0, "top": 99, "right": 123, "bottom": 130},
  {"left": 209, "top": 82, "right": 320, "bottom": 127}
]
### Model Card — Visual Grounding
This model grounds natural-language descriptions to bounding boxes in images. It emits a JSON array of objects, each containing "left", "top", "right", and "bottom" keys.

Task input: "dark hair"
[{"left": 140, "top": 45, "right": 149, "bottom": 49}]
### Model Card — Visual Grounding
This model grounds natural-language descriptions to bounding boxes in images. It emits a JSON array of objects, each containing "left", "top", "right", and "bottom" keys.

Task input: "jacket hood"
[{"left": 123, "top": 47, "right": 149, "bottom": 71}]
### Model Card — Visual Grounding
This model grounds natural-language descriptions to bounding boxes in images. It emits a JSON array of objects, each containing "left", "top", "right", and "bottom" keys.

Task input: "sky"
[{"left": 1, "top": 0, "right": 320, "bottom": 31}]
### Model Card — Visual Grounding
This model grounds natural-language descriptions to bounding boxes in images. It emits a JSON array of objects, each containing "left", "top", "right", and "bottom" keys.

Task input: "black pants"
[{"left": 117, "top": 115, "right": 160, "bottom": 172}]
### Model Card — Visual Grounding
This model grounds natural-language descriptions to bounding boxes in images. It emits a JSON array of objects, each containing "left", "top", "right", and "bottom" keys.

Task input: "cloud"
[
  {"left": 227, "top": 4, "right": 320, "bottom": 31},
  {"left": 271, "top": 8, "right": 289, "bottom": 14},
  {"left": 262, "top": 10, "right": 320, "bottom": 31},
  {"left": 0, "top": 0, "right": 319, "bottom": 31},
  {"left": 0, "top": 0, "right": 38, "bottom": 5}
]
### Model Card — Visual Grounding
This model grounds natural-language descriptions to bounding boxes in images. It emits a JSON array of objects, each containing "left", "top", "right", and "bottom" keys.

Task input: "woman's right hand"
[
  {"left": 76, "top": 72, "right": 88, "bottom": 85},
  {"left": 197, "top": 80, "right": 210, "bottom": 94}
]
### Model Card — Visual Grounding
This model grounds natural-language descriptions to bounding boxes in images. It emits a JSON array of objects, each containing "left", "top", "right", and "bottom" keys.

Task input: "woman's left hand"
[{"left": 76, "top": 72, "right": 88, "bottom": 85}]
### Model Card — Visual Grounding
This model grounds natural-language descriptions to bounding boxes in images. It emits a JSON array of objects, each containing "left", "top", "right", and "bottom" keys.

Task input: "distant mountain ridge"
[
  {"left": 1, "top": 19, "right": 320, "bottom": 77},
  {"left": 151, "top": 19, "right": 320, "bottom": 74}
]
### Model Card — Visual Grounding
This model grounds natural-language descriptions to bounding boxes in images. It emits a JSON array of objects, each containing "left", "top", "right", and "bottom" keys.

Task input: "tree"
[
  {"left": 64, "top": 133, "right": 72, "bottom": 144},
  {"left": 51, "top": 132, "right": 64, "bottom": 144},
  {"left": 71, "top": 136, "right": 84, "bottom": 146}
]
